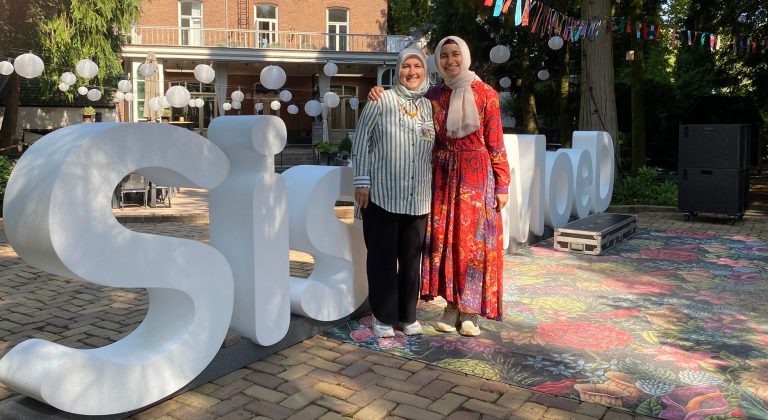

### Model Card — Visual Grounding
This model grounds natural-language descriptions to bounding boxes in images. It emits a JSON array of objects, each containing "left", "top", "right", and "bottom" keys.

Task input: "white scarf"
[{"left": 435, "top": 36, "right": 480, "bottom": 138}]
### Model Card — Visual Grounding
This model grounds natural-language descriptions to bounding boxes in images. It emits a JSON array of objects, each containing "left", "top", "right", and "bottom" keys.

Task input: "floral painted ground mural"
[{"left": 323, "top": 229, "right": 768, "bottom": 419}]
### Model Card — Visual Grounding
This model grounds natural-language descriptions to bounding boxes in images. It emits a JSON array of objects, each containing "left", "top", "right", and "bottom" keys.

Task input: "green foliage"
[
  {"left": 0, "top": 155, "right": 14, "bottom": 211},
  {"left": 314, "top": 141, "right": 335, "bottom": 154},
  {"left": 612, "top": 166, "right": 678, "bottom": 206},
  {"left": 80, "top": 105, "right": 95, "bottom": 115},
  {"left": 337, "top": 136, "right": 352, "bottom": 156},
  {"left": 37, "top": 0, "right": 142, "bottom": 99},
  {"left": 388, "top": 0, "right": 430, "bottom": 34}
]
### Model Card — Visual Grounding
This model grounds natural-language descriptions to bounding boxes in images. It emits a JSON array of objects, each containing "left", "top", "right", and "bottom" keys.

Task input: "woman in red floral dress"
[{"left": 421, "top": 36, "right": 510, "bottom": 337}]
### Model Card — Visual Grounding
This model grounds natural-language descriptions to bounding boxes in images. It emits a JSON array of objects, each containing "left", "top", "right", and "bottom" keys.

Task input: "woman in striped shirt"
[{"left": 352, "top": 48, "right": 435, "bottom": 338}]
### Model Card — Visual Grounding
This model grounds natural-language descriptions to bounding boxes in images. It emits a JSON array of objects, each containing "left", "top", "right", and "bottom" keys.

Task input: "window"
[
  {"left": 255, "top": 4, "right": 278, "bottom": 48},
  {"left": 179, "top": 1, "right": 203, "bottom": 46},
  {"left": 380, "top": 68, "right": 395, "bottom": 88},
  {"left": 329, "top": 85, "right": 358, "bottom": 133},
  {"left": 327, "top": 8, "right": 348, "bottom": 51}
]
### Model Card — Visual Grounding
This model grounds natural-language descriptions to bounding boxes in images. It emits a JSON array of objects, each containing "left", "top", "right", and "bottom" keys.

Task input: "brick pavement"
[{"left": 0, "top": 187, "right": 766, "bottom": 419}]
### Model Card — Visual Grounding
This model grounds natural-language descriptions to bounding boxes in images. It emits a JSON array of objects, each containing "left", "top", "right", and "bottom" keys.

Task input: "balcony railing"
[{"left": 128, "top": 26, "right": 419, "bottom": 53}]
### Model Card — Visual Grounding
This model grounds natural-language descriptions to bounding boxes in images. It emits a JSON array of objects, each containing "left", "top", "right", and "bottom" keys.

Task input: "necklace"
[{"left": 402, "top": 103, "right": 419, "bottom": 118}]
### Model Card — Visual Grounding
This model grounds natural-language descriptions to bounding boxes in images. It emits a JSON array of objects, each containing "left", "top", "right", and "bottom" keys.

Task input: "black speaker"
[
  {"left": 678, "top": 168, "right": 749, "bottom": 216},
  {"left": 679, "top": 124, "right": 750, "bottom": 169}
]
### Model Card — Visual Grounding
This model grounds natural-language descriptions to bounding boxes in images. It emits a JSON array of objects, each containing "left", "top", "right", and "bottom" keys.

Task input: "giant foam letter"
[
  {"left": 561, "top": 148, "right": 594, "bottom": 219},
  {"left": 572, "top": 131, "right": 614, "bottom": 212},
  {"left": 0, "top": 123, "right": 232, "bottom": 415},
  {"left": 502, "top": 134, "right": 546, "bottom": 247},
  {"left": 544, "top": 150, "right": 575, "bottom": 228},
  {"left": 208, "top": 116, "right": 290, "bottom": 345},
  {"left": 283, "top": 166, "right": 367, "bottom": 321}
]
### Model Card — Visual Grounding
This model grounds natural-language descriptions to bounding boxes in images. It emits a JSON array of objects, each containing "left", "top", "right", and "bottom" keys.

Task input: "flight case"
[{"left": 554, "top": 213, "right": 637, "bottom": 255}]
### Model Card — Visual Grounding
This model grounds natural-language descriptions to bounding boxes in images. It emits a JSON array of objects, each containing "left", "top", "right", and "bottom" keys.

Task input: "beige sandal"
[
  {"left": 458, "top": 313, "right": 481, "bottom": 337},
  {"left": 435, "top": 303, "right": 458, "bottom": 333}
]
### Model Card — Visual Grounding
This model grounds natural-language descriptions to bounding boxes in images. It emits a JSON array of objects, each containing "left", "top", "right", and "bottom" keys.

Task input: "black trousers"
[{"left": 362, "top": 202, "right": 428, "bottom": 326}]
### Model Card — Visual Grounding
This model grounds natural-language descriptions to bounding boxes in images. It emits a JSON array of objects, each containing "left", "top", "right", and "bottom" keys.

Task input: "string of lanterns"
[{"left": 1, "top": 50, "right": 360, "bottom": 118}]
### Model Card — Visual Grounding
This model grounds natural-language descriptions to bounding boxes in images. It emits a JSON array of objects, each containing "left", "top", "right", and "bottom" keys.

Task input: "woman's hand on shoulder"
[{"left": 368, "top": 86, "right": 385, "bottom": 101}]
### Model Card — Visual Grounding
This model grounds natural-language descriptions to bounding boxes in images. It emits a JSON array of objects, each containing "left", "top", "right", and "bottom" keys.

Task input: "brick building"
[{"left": 121, "top": 0, "right": 416, "bottom": 144}]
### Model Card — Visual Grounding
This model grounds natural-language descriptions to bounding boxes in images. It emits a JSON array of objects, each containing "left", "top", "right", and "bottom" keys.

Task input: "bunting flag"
[{"left": 483, "top": 0, "right": 766, "bottom": 55}]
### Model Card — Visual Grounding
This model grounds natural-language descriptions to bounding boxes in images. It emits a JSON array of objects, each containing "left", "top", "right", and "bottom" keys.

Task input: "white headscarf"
[
  {"left": 435, "top": 36, "right": 480, "bottom": 138},
  {"left": 392, "top": 48, "right": 429, "bottom": 100}
]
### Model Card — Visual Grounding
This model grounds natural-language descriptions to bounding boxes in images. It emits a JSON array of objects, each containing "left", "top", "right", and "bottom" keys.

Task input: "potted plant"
[
  {"left": 160, "top": 108, "right": 171, "bottom": 122},
  {"left": 337, "top": 135, "right": 352, "bottom": 159},
  {"left": 81, "top": 106, "right": 96, "bottom": 123},
  {"left": 313, "top": 141, "right": 335, "bottom": 165}
]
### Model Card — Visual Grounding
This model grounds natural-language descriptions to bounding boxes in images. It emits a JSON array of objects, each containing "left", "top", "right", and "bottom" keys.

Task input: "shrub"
[
  {"left": 80, "top": 106, "right": 96, "bottom": 115},
  {"left": 314, "top": 141, "right": 335, "bottom": 154},
  {"left": 337, "top": 136, "right": 352, "bottom": 157},
  {"left": 0, "top": 156, "right": 14, "bottom": 214},
  {"left": 612, "top": 166, "right": 678, "bottom": 206}
]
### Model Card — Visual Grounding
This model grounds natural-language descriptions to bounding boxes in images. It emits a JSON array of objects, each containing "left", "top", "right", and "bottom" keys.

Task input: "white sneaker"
[
  {"left": 371, "top": 315, "right": 395, "bottom": 338},
  {"left": 402, "top": 320, "right": 423, "bottom": 336},
  {"left": 458, "top": 313, "right": 481, "bottom": 337}
]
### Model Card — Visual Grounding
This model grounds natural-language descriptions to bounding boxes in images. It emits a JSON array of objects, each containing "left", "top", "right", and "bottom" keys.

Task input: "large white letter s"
[{"left": 0, "top": 123, "right": 232, "bottom": 415}]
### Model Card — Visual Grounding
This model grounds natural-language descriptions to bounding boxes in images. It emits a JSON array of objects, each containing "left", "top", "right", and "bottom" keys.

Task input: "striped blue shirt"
[{"left": 352, "top": 89, "right": 434, "bottom": 215}]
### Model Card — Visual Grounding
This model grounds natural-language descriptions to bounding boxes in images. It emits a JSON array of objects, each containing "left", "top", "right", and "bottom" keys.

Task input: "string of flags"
[{"left": 483, "top": 0, "right": 768, "bottom": 54}]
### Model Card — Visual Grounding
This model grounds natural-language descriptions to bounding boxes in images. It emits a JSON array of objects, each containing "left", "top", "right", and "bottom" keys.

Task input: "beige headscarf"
[{"left": 435, "top": 36, "right": 480, "bottom": 138}]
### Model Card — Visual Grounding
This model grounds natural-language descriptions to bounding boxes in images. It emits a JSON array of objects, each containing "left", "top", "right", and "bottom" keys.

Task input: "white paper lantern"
[
  {"left": 537, "top": 69, "right": 550, "bottom": 81},
  {"left": 548, "top": 35, "right": 564, "bottom": 51},
  {"left": 349, "top": 97, "right": 360, "bottom": 110},
  {"left": 166, "top": 85, "right": 191, "bottom": 108},
  {"left": 304, "top": 100, "right": 322, "bottom": 117},
  {"left": 58, "top": 83, "right": 69, "bottom": 92},
  {"left": 159, "top": 95, "right": 170, "bottom": 108},
  {"left": 13, "top": 53, "right": 44, "bottom": 78},
  {"left": 195, "top": 98, "right": 205, "bottom": 108},
  {"left": 124, "top": 92, "right": 134, "bottom": 102},
  {"left": 188, "top": 99, "right": 196, "bottom": 107},
  {"left": 279, "top": 90, "right": 292, "bottom": 102},
  {"left": 427, "top": 55, "right": 437, "bottom": 74},
  {"left": 148, "top": 96, "right": 162, "bottom": 112},
  {"left": 489, "top": 45, "right": 511, "bottom": 64},
  {"left": 499, "top": 77, "right": 512, "bottom": 89},
  {"left": 77, "top": 86, "right": 88, "bottom": 96},
  {"left": 255, "top": 102, "right": 264, "bottom": 111},
  {"left": 232, "top": 101, "right": 242, "bottom": 110},
  {"left": 114, "top": 91, "right": 125, "bottom": 102},
  {"left": 193, "top": 63, "right": 215, "bottom": 84},
  {"left": 231, "top": 89, "right": 245, "bottom": 102},
  {"left": 222, "top": 102, "right": 232, "bottom": 111},
  {"left": 60, "top": 72, "right": 76, "bottom": 85},
  {"left": 0, "top": 61, "right": 13, "bottom": 76},
  {"left": 323, "top": 91, "right": 340, "bottom": 108},
  {"left": 323, "top": 62, "right": 338, "bottom": 77},
  {"left": 285, "top": 104, "right": 297, "bottom": 114},
  {"left": 270, "top": 100, "right": 281, "bottom": 111},
  {"left": 138, "top": 63, "right": 155, "bottom": 78},
  {"left": 75, "top": 58, "right": 99, "bottom": 79},
  {"left": 117, "top": 80, "right": 132, "bottom": 93},
  {"left": 86, "top": 89, "right": 102, "bottom": 101},
  {"left": 260, "top": 65, "right": 286, "bottom": 90}
]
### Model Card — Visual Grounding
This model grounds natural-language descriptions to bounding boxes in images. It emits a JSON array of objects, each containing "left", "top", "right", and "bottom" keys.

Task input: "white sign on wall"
[{"left": 0, "top": 117, "right": 613, "bottom": 415}]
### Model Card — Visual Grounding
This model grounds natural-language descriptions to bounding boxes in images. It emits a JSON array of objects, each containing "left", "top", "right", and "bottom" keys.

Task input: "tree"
[
  {"left": 629, "top": 0, "right": 648, "bottom": 173},
  {"left": 578, "top": 0, "right": 619, "bottom": 149},
  {"left": 0, "top": 0, "right": 60, "bottom": 151},
  {"left": 0, "top": 0, "right": 140, "bottom": 151},
  {"left": 388, "top": 0, "right": 430, "bottom": 34}
]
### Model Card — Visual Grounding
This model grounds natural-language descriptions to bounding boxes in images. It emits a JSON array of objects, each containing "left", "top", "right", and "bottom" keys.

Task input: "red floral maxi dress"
[{"left": 420, "top": 80, "right": 510, "bottom": 321}]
